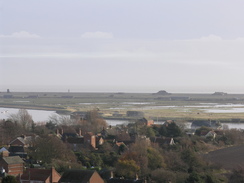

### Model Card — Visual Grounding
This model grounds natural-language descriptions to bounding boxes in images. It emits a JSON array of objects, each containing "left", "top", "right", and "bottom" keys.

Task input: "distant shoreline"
[{"left": 0, "top": 104, "right": 66, "bottom": 113}]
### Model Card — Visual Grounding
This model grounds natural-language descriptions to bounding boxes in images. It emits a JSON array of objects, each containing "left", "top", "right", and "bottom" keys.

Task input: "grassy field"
[{"left": 1, "top": 91, "right": 244, "bottom": 122}]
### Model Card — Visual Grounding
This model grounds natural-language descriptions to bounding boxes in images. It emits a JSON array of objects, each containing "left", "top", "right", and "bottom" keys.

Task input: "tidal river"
[
  {"left": 0, "top": 107, "right": 128, "bottom": 126},
  {"left": 0, "top": 107, "right": 58, "bottom": 123},
  {"left": 1, "top": 107, "right": 244, "bottom": 129}
]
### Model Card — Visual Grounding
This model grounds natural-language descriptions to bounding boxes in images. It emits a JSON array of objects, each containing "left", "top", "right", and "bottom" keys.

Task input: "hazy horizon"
[
  {"left": 1, "top": 85, "right": 244, "bottom": 94},
  {"left": 1, "top": 1, "right": 244, "bottom": 94}
]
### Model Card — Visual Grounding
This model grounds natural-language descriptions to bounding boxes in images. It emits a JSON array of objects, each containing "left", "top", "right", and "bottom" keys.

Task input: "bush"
[
  {"left": 2, "top": 175, "right": 18, "bottom": 183},
  {"left": 151, "top": 169, "right": 176, "bottom": 183}
]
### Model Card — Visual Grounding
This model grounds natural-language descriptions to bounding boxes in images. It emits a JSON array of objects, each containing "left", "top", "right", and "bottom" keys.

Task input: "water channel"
[{"left": 1, "top": 107, "right": 244, "bottom": 129}]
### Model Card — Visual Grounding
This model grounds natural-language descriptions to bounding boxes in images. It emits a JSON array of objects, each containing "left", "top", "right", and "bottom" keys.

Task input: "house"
[
  {"left": 8, "top": 135, "right": 35, "bottom": 159},
  {"left": 107, "top": 178, "right": 144, "bottom": 183},
  {"left": 9, "top": 135, "right": 35, "bottom": 147},
  {"left": 84, "top": 132, "right": 97, "bottom": 149},
  {"left": 0, "top": 151, "right": 24, "bottom": 176},
  {"left": 56, "top": 127, "right": 83, "bottom": 140},
  {"left": 9, "top": 137, "right": 26, "bottom": 147},
  {"left": 20, "top": 167, "right": 61, "bottom": 183},
  {"left": 136, "top": 118, "right": 154, "bottom": 126},
  {"left": 101, "top": 171, "right": 144, "bottom": 183},
  {"left": 59, "top": 170, "right": 104, "bottom": 183},
  {"left": 96, "top": 136, "right": 104, "bottom": 146},
  {"left": 66, "top": 137, "right": 84, "bottom": 151},
  {"left": 191, "top": 120, "right": 221, "bottom": 129},
  {"left": 162, "top": 120, "right": 174, "bottom": 127},
  {"left": 116, "top": 130, "right": 131, "bottom": 142},
  {"left": 8, "top": 146, "right": 27, "bottom": 159},
  {"left": 70, "top": 111, "right": 88, "bottom": 120},
  {"left": 113, "top": 142, "right": 128, "bottom": 154},
  {"left": 150, "top": 137, "right": 175, "bottom": 146},
  {"left": 185, "top": 129, "right": 196, "bottom": 136},
  {"left": 0, "top": 148, "right": 9, "bottom": 154},
  {"left": 205, "top": 131, "right": 217, "bottom": 139}
]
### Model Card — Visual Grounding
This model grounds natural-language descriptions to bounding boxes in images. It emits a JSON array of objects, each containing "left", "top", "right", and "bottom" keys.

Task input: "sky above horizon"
[{"left": 1, "top": 0, "right": 244, "bottom": 93}]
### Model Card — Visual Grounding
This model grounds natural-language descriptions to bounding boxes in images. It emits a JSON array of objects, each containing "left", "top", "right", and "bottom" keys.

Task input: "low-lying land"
[{"left": 1, "top": 91, "right": 244, "bottom": 122}]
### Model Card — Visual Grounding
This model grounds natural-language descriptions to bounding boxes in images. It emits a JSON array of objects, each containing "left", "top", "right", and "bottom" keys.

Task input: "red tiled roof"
[{"left": 21, "top": 168, "right": 52, "bottom": 181}]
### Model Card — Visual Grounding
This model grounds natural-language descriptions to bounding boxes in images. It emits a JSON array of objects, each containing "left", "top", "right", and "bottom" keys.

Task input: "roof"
[
  {"left": 67, "top": 137, "right": 84, "bottom": 144},
  {"left": 84, "top": 132, "right": 94, "bottom": 136},
  {"left": 150, "top": 137, "right": 175, "bottom": 145},
  {"left": 9, "top": 136, "right": 35, "bottom": 146},
  {"left": 107, "top": 178, "right": 143, "bottom": 183},
  {"left": 21, "top": 168, "right": 52, "bottom": 181},
  {"left": 59, "top": 170, "right": 98, "bottom": 183},
  {"left": 115, "top": 142, "right": 126, "bottom": 147},
  {"left": 0, "top": 147, "right": 9, "bottom": 153},
  {"left": 2, "top": 156, "right": 24, "bottom": 165},
  {"left": 205, "top": 131, "right": 217, "bottom": 137},
  {"left": 137, "top": 118, "right": 148, "bottom": 123},
  {"left": 9, "top": 137, "right": 25, "bottom": 145}
]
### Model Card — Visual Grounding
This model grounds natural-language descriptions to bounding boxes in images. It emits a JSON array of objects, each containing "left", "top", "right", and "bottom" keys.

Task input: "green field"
[{"left": 1, "top": 91, "right": 244, "bottom": 122}]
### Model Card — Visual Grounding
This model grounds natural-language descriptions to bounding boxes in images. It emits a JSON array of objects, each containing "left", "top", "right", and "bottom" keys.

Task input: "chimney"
[
  {"left": 79, "top": 128, "right": 82, "bottom": 137},
  {"left": 110, "top": 171, "right": 114, "bottom": 179},
  {"left": 135, "top": 174, "right": 138, "bottom": 180},
  {"left": 91, "top": 135, "right": 96, "bottom": 149},
  {"left": 56, "top": 129, "right": 59, "bottom": 135},
  {"left": 51, "top": 167, "right": 55, "bottom": 183},
  {"left": 1, "top": 151, "right": 9, "bottom": 158},
  {"left": 21, "top": 134, "right": 26, "bottom": 139}
]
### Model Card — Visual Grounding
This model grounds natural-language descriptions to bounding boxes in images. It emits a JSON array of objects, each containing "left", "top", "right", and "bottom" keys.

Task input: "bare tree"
[
  {"left": 0, "top": 120, "right": 25, "bottom": 145},
  {"left": 49, "top": 114, "right": 75, "bottom": 126},
  {"left": 29, "top": 135, "right": 76, "bottom": 164},
  {"left": 8, "top": 109, "right": 33, "bottom": 131},
  {"left": 83, "top": 110, "right": 108, "bottom": 133}
]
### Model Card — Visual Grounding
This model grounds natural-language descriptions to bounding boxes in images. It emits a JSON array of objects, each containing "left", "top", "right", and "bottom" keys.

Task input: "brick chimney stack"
[{"left": 1, "top": 151, "right": 9, "bottom": 158}]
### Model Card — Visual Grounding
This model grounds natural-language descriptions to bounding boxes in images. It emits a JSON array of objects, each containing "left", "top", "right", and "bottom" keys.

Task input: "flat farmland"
[{"left": 1, "top": 92, "right": 244, "bottom": 121}]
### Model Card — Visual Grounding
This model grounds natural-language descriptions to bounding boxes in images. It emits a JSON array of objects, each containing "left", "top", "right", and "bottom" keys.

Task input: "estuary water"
[
  {"left": 0, "top": 107, "right": 58, "bottom": 123},
  {"left": 0, "top": 107, "right": 130, "bottom": 126},
  {"left": 1, "top": 106, "right": 244, "bottom": 129}
]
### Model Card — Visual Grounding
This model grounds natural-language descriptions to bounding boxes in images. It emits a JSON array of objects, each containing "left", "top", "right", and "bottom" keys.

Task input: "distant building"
[
  {"left": 170, "top": 97, "right": 190, "bottom": 101},
  {"left": 191, "top": 120, "right": 221, "bottom": 129},
  {"left": 212, "top": 92, "right": 227, "bottom": 96},
  {"left": 70, "top": 111, "right": 87, "bottom": 120},
  {"left": 3, "top": 95, "right": 13, "bottom": 99},
  {"left": 27, "top": 95, "right": 39, "bottom": 98},
  {"left": 61, "top": 96, "right": 73, "bottom": 99},
  {"left": 136, "top": 118, "right": 154, "bottom": 126},
  {"left": 154, "top": 90, "right": 171, "bottom": 95},
  {"left": 126, "top": 111, "right": 144, "bottom": 118}
]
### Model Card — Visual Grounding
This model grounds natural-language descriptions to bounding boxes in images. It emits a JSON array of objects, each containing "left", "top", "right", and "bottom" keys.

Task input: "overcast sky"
[{"left": 1, "top": 0, "right": 244, "bottom": 93}]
